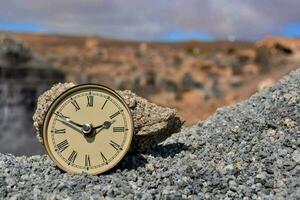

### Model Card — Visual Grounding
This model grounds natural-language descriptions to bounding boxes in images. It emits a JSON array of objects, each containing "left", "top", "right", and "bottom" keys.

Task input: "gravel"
[{"left": 1, "top": 69, "right": 300, "bottom": 199}]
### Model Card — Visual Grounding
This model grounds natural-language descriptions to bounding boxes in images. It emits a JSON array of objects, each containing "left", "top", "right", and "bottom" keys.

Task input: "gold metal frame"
[{"left": 42, "top": 83, "right": 134, "bottom": 175}]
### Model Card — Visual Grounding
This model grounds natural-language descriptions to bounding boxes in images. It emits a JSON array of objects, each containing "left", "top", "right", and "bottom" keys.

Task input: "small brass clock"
[{"left": 42, "top": 84, "right": 133, "bottom": 175}]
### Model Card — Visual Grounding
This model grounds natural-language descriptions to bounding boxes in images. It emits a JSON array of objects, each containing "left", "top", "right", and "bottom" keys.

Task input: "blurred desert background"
[
  {"left": 7, "top": 32, "right": 300, "bottom": 124},
  {"left": 0, "top": 0, "right": 299, "bottom": 155}
]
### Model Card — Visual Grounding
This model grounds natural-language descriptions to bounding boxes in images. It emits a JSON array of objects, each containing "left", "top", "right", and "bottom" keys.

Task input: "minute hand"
[
  {"left": 64, "top": 117, "right": 83, "bottom": 128},
  {"left": 57, "top": 118, "right": 83, "bottom": 135},
  {"left": 55, "top": 113, "right": 83, "bottom": 128}
]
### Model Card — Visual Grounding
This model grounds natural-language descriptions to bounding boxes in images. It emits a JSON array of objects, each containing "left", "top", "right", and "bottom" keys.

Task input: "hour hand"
[
  {"left": 94, "top": 120, "right": 115, "bottom": 129},
  {"left": 94, "top": 120, "right": 116, "bottom": 134}
]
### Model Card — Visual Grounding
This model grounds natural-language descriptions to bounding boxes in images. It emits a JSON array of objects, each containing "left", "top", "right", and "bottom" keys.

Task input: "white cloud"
[{"left": 0, "top": 0, "right": 300, "bottom": 40}]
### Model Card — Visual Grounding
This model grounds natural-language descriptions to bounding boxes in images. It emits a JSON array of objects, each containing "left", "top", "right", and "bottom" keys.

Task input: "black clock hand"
[
  {"left": 94, "top": 120, "right": 115, "bottom": 129},
  {"left": 55, "top": 112, "right": 83, "bottom": 128},
  {"left": 93, "top": 124, "right": 104, "bottom": 130},
  {"left": 57, "top": 118, "right": 83, "bottom": 135},
  {"left": 94, "top": 120, "right": 116, "bottom": 134}
]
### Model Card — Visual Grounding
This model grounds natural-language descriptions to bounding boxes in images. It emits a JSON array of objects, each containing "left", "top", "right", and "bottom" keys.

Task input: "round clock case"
[{"left": 42, "top": 84, "right": 133, "bottom": 175}]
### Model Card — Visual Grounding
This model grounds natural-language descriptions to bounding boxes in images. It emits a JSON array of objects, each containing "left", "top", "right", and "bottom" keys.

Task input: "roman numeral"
[
  {"left": 100, "top": 152, "right": 108, "bottom": 164},
  {"left": 87, "top": 95, "right": 93, "bottom": 107},
  {"left": 71, "top": 99, "right": 80, "bottom": 111},
  {"left": 101, "top": 98, "right": 109, "bottom": 110},
  {"left": 85, "top": 154, "right": 91, "bottom": 167},
  {"left": 68, "top": 150, "right": 78, "bottom": 163},
  {"left": 110, "top": 111, "right": 120, "bottom": 119},
  {"left": 113, "top": 127, "right": 125, "bottom": 132},
  {"left": 54, "top": 129, "right": 66, "bottom": 134},
  {"left": 56, "top": 139, "right": 69, "bottom": 152},
  {"left": 110, "top": 140, "right": 122, "bottom": 150}
]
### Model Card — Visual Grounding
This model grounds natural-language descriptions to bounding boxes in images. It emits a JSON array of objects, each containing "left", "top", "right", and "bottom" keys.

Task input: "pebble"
[
  {"left": 292, "top": 150, "right": 300, "bottom": 163},
  {"left": 146, "top": 163, "right": 155, "bottom": 171}
]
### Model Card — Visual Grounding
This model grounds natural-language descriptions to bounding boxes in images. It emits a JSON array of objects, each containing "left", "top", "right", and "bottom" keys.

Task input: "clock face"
[{"left": 42, "top": 84, "right": 133, "bottom": 175}]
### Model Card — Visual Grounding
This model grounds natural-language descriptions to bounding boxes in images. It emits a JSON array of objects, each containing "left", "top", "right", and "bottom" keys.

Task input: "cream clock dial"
[{"left": 42, "top": 84, "right": 133, "bottom": 175}]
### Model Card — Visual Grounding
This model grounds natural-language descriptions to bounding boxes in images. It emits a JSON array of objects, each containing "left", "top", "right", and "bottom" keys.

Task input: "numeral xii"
[{"left": 87, "top": 95, "right": 93, "bottom": 107}]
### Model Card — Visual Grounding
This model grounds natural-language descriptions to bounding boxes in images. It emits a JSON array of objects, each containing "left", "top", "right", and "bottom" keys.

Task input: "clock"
[{"left": 42, "top": 84, "right": 133, "bottom": 175}]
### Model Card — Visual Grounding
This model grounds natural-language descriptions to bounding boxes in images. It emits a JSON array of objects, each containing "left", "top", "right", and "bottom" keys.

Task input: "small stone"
[
  {"left": 227, "top": 151, "right": 235, "bottom": 157},
  {"left": 231, "top": 126, "right": 240, "bottom": 133},
  {"left": 291, "top": 150, "right": 300, "bottom": 163},
  {"left": 224, "top": 164, "right": 234, "bottom": 172},
  {"left": 283, "top": 118, "right": 296, "bottom": 129},
  {"left": 283, "top": 92, "right": 299, "bottom": 105},
  {"left": 233, "top": 162, "right": 241, "bottom": 169},
  {"left": 256, "top": 173, "right": 266, "bottom": 180},
  {"left": 146, "top": 163, "right": 155, "bottom": 171},
  {"left": 192, "top": 141, "right": 199, "bottom": 149},
  {"left": 33, "top": 83, "right": 183, "bottom": 152},
  {"left": 6, "top": 177, "right": 16, "bottom": 186}
]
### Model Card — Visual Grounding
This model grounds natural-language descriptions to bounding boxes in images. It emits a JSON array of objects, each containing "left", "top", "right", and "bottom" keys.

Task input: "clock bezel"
[{"left": 42, "top": 83, "right": 134, "bottom": 175}]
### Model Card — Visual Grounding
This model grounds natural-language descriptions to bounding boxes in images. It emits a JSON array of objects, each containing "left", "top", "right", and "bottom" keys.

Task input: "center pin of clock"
[{"left": 82, "top": 123, "right": 93, "bottom": 136}]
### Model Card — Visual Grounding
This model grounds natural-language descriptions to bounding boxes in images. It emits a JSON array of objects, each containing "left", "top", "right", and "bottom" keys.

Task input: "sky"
[{"left": 0, "top": 0, "right": 300, "bottom": 41}]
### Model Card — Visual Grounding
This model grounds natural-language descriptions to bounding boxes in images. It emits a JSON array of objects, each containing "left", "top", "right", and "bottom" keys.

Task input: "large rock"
[
  {"left": 256, "top": 37, "right": 300, "bottom": 55},
  {"left": 255, "top": 37, "right": 300, "bottom": 73},
  {"left": 0, "top": 35, "right": 65, "bottom": 155},
  {"left": 33, "top": 83, "right": 183, "bottom": 152},
  {"left": 0, "top": 36, "right": 32, "bottom": 64}
]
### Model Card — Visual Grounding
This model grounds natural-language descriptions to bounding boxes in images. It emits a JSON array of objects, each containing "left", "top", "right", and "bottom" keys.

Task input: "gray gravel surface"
[{"left": 1, "top": 69, "right": 300, "bottom": 199}]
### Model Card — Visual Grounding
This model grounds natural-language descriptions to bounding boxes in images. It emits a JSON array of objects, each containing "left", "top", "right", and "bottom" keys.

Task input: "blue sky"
[
  {"left": 281, "top": 22, "right": 300, "bottom": 38},
  {"left": 0, "top": 20, "right": 43, "bottom": 33},
  {"left": 0, "top": 0, "right": 300, "bottom": 41}
]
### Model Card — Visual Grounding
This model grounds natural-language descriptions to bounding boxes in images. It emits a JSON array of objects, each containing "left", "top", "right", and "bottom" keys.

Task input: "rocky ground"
[{"left": 0, "top": 68, "right": 299, "bottom": 199}]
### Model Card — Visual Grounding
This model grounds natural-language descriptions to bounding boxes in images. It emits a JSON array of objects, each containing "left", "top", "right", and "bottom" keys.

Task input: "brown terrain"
[{"left": 8, "top": 32, "right": 300, "bottom": 125}]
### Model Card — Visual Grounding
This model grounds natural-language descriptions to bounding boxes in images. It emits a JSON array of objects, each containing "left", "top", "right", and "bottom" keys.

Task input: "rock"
[
  {"left": 160, "top": 79, "right": 178, "bottom": 93},
  {"left": 145, "top": 70, "right": 156, "bottom": 88},
  {"left": 257, "top": 78, "right": 275, "bottom": 91},
  {"left": 256, "top": 37, "right": 300, "bottom": 56},
  {"left": 242, "top": 64, "right": 259, "bottom": 75},
  {"left": 85, "top": 37, "right": 100, "bottom": 49},
  {"left": 146, "top": 163, "right": 155, "bottom": 171},
  {"left": 292, "top": 150, "right": 300, "bottom": 163},
  {"left": 0, "top": 35, "right": 32, "bottom": 64},
  {"left": 236, "top": 49, "right": 256, "bottom": 63},
  {"left": 33, "top": 83, "right": 76, "bottom": 143},
  {"left": 181, "top": 72, "right": 203, "bottom": 90},
  {"left": 229, "top": 76, "right": 244, "bottom": 87},
  {"left": 255, "top": 37, "right": 300, "bottom": 72},
  {"left": 33, "top": 83, "right": 183, "bottom": 152},
  {"left": 118, "top": 90, "right": 183, "bottom": 152},
  {"left": 0, "top": 35, "right": 65, "bottom": 155},
  {"left": 139, "top": 42, "right": 148, "bottom": 53}
]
